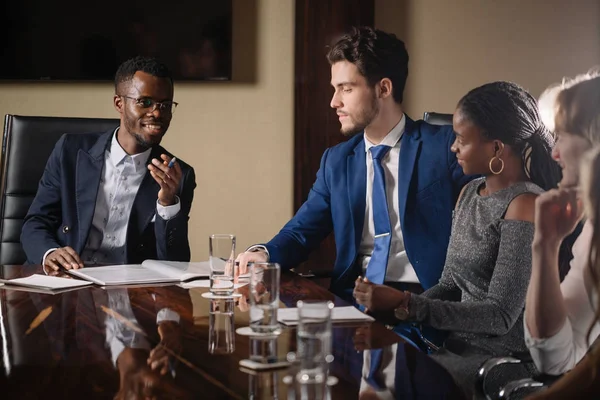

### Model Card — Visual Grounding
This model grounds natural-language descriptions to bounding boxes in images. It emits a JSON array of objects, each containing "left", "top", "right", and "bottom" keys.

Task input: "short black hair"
[
  {"left": 114, "top": 56, "right": 172, "bottom": 92},
  {"left": 326, "top": 27, "right": 409, "bottom": 103}
]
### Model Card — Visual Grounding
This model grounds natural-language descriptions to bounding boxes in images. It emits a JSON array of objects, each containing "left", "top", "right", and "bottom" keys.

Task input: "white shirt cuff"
[
  {"left": 42, "top": 248, "right": 59, "bottom": 271},
  {"left": 246, "top": 245, "right": 270, "bottom": 260},
  {"left": 156, "top": 196, "right": 181, "bottom": 220},
  {"left": 157, "top": 308, "right": 181, "bottom": 324}
]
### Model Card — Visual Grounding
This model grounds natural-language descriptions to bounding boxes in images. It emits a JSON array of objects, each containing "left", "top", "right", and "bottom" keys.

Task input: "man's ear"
[
  {"left": 379, "top": 78, "right": 393, "bottom": 99},
  {"left": 114, "top": 95, "right": 124, "bottom": 113}
]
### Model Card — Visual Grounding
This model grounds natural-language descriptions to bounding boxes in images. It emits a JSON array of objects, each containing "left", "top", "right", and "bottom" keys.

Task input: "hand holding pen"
[{"left": 148, "top": 154, "right": 182, "bottom": 206}]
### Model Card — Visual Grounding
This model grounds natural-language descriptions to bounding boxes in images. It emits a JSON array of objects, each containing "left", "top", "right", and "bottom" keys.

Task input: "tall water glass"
[
  {"left": 208, "top": 298, "right": 235, "bottom": 354},
  {"left": 249, "top": 262, "right": 281, "bottom": 333},
  {"left": 295, "top": 300, "right": 333, "bottom": 384},
  {"left": 209, "top": 234, "right": 236, "bottom": 295}
]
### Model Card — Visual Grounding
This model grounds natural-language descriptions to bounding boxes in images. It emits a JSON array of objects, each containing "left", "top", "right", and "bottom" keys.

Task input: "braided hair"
[{"left": 457, "top": 81, "right": 561, "bottom": 190}]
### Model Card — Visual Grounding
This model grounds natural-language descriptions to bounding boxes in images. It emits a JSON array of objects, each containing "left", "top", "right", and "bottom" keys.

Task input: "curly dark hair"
[
  {"left": 114, "top": 56, "right": 172, "bottom": 92},
  {"left": 326, "top": 26, "right": 409, "bottom": 103}
]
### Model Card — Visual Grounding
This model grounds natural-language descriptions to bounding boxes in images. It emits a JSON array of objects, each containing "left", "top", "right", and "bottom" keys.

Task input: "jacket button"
[{"left": 62, "top": 226, "right": 70, "bottom": 233}]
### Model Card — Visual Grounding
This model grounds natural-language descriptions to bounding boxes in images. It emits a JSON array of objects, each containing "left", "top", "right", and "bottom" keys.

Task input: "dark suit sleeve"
[
  {"left": 265, "top": 148, "right": 334, "bottom": 270},
  {"left": 154, "top": 166, "right": 196, "bottom": 262},
  {"left": 444, "top": 126, "right": 474, "bottom": 201},
  {"left": 21, "top": 135, "right": 66, "bottom": 263}
]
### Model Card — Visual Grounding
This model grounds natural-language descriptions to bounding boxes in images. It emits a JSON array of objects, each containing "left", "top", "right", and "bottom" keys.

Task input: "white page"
[
  {"left": 0, "top": 274, "right": 93, "bottom": 290},
  {"left": 277, "top": 306, "right": 374, "bottom": 326},
  {"left": 141, "top": 260, "right": 211, "bottom": 281},
  {"left": 68, "top": 265, "right": 179, "bottom": 286}
]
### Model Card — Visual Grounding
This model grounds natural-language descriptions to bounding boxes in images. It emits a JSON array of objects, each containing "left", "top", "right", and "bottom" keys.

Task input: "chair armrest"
[
  {"left": 498, "top": 378, "right": 546, "bottom": 399},
  {"left": 475, "top": 356, "right": 530, "bottom": 400}
]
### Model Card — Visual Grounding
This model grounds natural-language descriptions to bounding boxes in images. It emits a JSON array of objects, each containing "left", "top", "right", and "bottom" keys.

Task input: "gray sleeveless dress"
[{"left": 408, "top": 177, "right": 544, "bottom": 393}]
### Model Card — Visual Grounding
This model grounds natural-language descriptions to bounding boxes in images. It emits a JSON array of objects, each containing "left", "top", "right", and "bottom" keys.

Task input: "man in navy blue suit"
[
  {"left": 21, "top": 56, "right": 196, "bottom": 271},
  {"left": 237, "top": 27, "right": 472, "bottom": 299}
]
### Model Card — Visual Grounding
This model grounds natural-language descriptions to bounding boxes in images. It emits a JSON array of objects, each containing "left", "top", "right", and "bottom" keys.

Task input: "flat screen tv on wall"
[{"left": 0, "top": 0, "right": 232, "bottom": 81}]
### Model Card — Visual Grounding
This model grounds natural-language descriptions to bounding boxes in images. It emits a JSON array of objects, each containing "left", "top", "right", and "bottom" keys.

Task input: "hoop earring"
[{"left": 489, "top": 156, "right": 504, "bottom": 175}]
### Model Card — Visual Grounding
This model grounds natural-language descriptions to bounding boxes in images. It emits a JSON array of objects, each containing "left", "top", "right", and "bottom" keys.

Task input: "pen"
[{"left": 167, "top": 157, "right": 177, "bottom": 169}]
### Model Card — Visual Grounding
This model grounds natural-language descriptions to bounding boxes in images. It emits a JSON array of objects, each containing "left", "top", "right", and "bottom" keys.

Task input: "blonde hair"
[
  {"left": 538, "top": 68, "right": 600, "bottom": 146},
  {"left": 580, "top": 147, "right": 600, "bottom": 362}
]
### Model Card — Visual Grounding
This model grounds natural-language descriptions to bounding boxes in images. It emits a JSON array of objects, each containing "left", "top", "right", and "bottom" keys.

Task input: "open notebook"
[
  {"left": 68, "top": 260, "right": 212, "bottom": 286},
  {"left": 0, "top": 274, "right": 93, "bottom": 295}
]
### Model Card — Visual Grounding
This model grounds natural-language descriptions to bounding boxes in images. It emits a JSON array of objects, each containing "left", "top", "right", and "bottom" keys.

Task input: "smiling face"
[
  {"left": 551, "top": 131, "right": 591, "bottom": 188},
  {"left": 450, "top": 108, "right": 498, "bottom": 175},
  {"left": 329, "top": 61, "right": 380, "bottom": 137},
  {"left": 114, "top": 71, "right": 174, "bottom": 151}
]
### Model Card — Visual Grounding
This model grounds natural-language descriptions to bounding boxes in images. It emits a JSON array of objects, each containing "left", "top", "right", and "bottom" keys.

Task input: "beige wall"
[
  {"left": 375, "top": 0, "right": 600, "bottom": 118},
  {"left": 0, "top": 0, "right": 294, "bottom": 260}
]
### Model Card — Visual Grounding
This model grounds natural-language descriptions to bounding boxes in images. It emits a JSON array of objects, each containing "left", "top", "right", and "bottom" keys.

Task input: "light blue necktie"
[{"left": 365, "top": 145, "right": 392, "bottom": 285}]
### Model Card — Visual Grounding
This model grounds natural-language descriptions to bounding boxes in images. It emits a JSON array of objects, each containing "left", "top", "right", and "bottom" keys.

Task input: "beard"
[
  {"left": 132, "top": 131, "right": 160, "bottom": 150},
  {"left": 340, "top": 95, "right": 380, "bottom": 137}
]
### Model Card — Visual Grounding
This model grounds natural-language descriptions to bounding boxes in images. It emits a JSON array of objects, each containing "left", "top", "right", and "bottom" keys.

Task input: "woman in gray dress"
[{"left": 354, "top": 81, "right": 561, "bottom": 395}]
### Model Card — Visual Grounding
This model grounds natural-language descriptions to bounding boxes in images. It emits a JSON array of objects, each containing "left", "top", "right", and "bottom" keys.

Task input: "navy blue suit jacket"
[
  {"left": 266, "top": 117, "right": 472, "bottom": 295},
  {"left": 21, "top": 130, "right": 196, "bottom": 264}
]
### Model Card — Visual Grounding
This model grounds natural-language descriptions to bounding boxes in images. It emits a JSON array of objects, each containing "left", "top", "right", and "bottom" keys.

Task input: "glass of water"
[
  {"left": 295, "top": 300, "right": 334, "bottom": 384},
  {"left": 208, "top": 298, "right": 235, "bottom": 354},
  {"left": 249, "top": 262, "right": 281, "bottom": 334},
  {"left": 209, "top": 234, "right": 236, "bottom": 295}
]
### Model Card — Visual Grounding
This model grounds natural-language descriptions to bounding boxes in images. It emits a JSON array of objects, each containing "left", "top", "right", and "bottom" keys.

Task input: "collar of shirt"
[
  {"left": 109, "top": 128, "right": 152, "bottom": 173},
  {"left": 364, "top": 114, "right": 406, "bottom": 153}
]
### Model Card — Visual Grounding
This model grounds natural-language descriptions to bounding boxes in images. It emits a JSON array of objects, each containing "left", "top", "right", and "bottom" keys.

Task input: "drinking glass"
[
  {"left": 295, "top": 300, "right": 334, "bottom": 384},
  {"left": 208, "top": 298, "right": 235, "bottom": 354},
  {"left": 249, "top": 262, "right": 281, "bottom": 333},
  {"left": 209, "top": 234, "right": 236, "bottom": 295}
]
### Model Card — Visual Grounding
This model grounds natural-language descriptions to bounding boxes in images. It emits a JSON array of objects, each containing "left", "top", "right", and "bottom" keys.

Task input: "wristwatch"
[{"left": 393, "top": 291, "right": 412, "bottom": 321}]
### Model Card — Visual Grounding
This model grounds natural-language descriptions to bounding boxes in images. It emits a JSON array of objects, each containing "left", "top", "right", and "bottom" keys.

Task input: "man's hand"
[
  {"left": 235, "top": 249, "right": 268, "bottom": 277},
  {"left": 148, "top": 321, "right": 183, "bottom": 375},
  {"left": 353, "top": 277, "right": 405, "bottom": 319},
  {"left": 44, "top": 246, "right": 84, "bottom": 271},
  {"left": 533, "top": 188, "right": 583, "bottom": 246},
  {"left": 148, "top": 154, "right": 182, "bottom": 206}
]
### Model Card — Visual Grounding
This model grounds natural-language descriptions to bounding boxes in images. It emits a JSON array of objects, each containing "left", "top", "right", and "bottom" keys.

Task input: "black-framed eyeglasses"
[{"left": 119, "top": 95, "right": 178, "bottom": 114}]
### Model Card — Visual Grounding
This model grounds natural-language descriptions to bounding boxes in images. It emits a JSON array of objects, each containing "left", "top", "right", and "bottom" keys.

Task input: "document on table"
[
  {"left": 277, "top": 306, "right": 374, "bottom": 326},
  {"left": 0, "top": 274, "right": 93, "bottom": 294}
]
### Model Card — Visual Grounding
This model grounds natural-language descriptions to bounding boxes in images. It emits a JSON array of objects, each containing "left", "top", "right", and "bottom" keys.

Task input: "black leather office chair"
[
  {"left": 423, "top": 112, "right": 453, "bottom": 126},
  {"left": 0, "top": 114, "right": 119, "bottom": 265}
]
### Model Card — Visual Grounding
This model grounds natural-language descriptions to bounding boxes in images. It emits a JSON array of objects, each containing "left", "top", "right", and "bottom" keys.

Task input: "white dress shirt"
[
  {"left": 359, "top": 115, "right": 419, "bottom": 284},
  {"left": 524, "top": 220, "right": 600, "bottom": 375},
  {"left": 43, "top": 129, "right": 180, "bottom": 265}
]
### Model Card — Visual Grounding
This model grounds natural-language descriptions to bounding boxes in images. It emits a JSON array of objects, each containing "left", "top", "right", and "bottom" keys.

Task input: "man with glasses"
[{"left": 22, "top": 56, "right": 196, "bottom": 271}]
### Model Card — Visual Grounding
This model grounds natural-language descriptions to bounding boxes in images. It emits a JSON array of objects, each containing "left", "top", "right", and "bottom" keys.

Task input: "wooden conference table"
[{"left": 0, "top": 264, "right": 462, "bottom": 399}]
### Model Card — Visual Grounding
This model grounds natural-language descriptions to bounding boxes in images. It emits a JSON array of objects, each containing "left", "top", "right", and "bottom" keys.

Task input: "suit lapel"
[
  {"left": 75, "top": 131, "right": 113, "bottom": 253},
  {"left": 130, "top": 147, "right": 161, "bottom": 235},
  {"left": 398, "top": 117, "right": 421, "bottom": 226},
  {"left": 347, "top": 138, "right": 367, "bottom": 259}
]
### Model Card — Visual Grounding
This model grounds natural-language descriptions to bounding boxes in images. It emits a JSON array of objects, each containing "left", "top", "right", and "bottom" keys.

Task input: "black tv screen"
[{"left": 0, "top": 0, "right": 232, "bottom": 81}]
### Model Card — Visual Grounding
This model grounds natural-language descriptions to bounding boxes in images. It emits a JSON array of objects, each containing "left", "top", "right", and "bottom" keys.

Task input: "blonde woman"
[{"left": 525, "top": 70, "right": 600, "bottom": 375}]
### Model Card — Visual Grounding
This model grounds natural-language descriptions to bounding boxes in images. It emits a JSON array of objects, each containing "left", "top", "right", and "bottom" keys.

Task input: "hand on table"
[
  {"left": 44, "top": 246, "right": 84, "bottom": 271},
  {"left": 234, "top": 249, "right": 268, "bottom": 277},
  {"left": 353, "top": 277, "right": 406, "bottom": 323}
]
